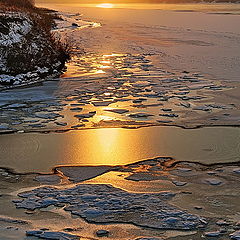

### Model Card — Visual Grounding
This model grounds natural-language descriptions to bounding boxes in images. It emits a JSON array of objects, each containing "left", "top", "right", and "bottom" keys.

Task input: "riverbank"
[{"left": 0, "top": 1, "right": 70, "bottom": 88}]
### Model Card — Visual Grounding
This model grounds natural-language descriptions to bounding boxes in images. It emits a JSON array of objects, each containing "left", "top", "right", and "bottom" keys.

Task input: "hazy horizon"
[{"left": 36, "top": 0, "right": 240, "bottom": 4}]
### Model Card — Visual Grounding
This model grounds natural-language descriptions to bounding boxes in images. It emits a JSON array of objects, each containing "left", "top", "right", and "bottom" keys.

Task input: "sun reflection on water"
[
  {"left": 69, "top": 128, "right": 136, "bottom": 166},
  {"left": 96, "top": 3, "right": 114, "bottom": 8},
  {"left": 96, "top": 128, "right": 120, "bottom": 155}
]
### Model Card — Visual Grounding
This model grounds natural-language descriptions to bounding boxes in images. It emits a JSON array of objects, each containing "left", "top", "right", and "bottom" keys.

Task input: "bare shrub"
[
  {"left": 0, "top": 0, "right": 35, "bottom": 9},
  {"left": 0, "top": 0, "right": 71, "bottom": 76}
]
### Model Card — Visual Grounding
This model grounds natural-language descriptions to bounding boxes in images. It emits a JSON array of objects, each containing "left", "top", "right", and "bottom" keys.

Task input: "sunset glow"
[{"left": 96, "top": 3, "right": 114, "bottom": 8}]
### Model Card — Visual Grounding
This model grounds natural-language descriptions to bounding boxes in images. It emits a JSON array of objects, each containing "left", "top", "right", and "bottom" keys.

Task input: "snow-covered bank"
[{"left": 0, "top": 8, "right": 69, "bottom": 88}]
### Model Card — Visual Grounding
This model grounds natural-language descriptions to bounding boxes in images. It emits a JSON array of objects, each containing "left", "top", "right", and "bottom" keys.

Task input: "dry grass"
[
  {"left": 0, "top": 0, "right": 34, "bottom": 9},
  {"left": 0, "top": 0, "right": 71, "bottom": 76}
]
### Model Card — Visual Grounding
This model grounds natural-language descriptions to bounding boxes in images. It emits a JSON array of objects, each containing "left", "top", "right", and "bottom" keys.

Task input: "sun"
[{"left": 96, "top": 3, "right": 114, "bottom": 8}]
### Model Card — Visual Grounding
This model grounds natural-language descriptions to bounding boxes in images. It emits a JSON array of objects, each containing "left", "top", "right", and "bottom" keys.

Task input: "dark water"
[{"left": 0, "top": 126, "right": 239, "bottom": 173}]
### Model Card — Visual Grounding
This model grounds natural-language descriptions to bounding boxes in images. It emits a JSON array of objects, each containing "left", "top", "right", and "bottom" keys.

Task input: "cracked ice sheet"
[{"left": 14, "top": 184, "right": 203, "bottom": 230}]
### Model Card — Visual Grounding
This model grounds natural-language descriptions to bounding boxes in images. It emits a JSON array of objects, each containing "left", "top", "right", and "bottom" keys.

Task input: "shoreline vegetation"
[{"left": 0, "top": 0, "right": 70, "bottom": 87}]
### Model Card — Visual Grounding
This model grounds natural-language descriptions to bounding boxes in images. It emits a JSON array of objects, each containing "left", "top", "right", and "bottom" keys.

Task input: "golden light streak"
[{"left": 96, "top": 3, "right": 114, "bottom": 8}]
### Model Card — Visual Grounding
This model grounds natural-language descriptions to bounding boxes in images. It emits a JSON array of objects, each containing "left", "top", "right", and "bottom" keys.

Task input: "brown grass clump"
[
  {"left": 0, "top": 0, "right": 71, "bottom": 76},
  {"left": 0, "top": 0, "right": 34, "bottom": 9}
]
